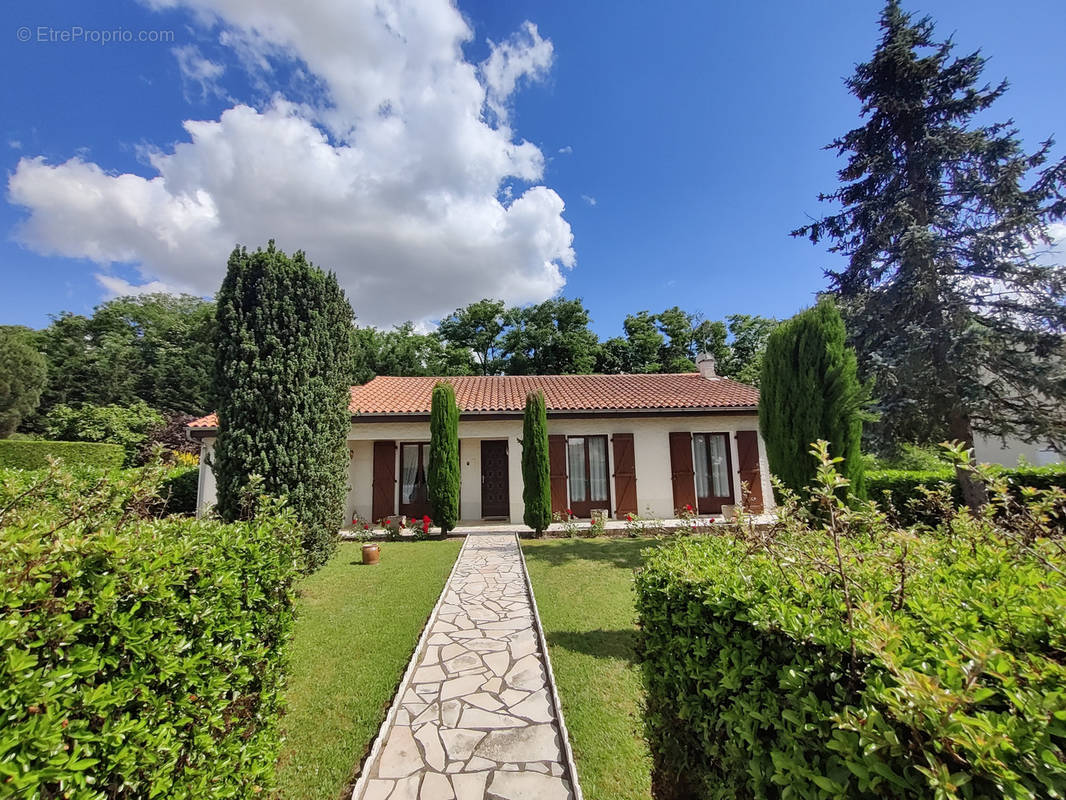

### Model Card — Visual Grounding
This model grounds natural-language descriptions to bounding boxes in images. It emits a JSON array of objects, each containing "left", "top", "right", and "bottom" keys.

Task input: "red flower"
[
  {"left": 566, "top": 509, "right": 572, "bottom": 516},
  {"left": 423, "top": 515, "right": 431, "bottom": 522},
  {"left": 685, "top": 504, "right": 693, "bottom": 512}
]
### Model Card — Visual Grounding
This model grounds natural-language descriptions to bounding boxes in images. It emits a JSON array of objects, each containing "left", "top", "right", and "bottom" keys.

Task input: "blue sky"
[{"left": 2, "top": 0, "right": 1064, "bottom": 337}]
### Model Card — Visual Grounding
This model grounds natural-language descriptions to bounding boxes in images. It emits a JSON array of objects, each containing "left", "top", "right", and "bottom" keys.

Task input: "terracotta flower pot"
[{"left": 362, "top": 543, "right": 380, "bottom": 565}]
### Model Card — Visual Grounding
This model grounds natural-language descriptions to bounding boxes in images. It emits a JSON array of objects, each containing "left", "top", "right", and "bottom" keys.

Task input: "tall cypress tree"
[
  {"left": 794, "top": 1, "right": 1066, "bottom": 508},
  {"left": 428, "top": 381, "right": 460, "bottom": 535},
  {"left": 521, "top": 390, "right": 551, "bottom": 536},
  {"left": 213, "top": 242, "right": 352, "bottom": 570},
  {"left": 760, "top": 299, "right": 866, "bottom": 497}
]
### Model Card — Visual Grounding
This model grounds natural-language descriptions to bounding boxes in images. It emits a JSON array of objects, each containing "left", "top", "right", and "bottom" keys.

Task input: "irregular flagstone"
[
  {"left": 488, "top": 770, "right": 572, "bottom": 800},
  {"left": 352, "top": 534, "right": 578, "bottom": 800},
  {"left": 420, "top": 772, "right": 454, "bottom": 799},
  {"left": 475, "top": 724, "right": 560, "bottom": 763},
  {"left": 440, "top": 728, "right": 486, "bottom": 762}
]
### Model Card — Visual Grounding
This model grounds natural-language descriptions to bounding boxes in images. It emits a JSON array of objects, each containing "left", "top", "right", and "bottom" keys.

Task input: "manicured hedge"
[
  {"left": 636, "top": 515, "right": 1066, "bottom": 799},
  {"left": 868, "top": 463, "right": 1066, "bottom": 525},
  {"left": 0, "top": 466, "right": 301, "bottom": 799},
  {"left": 0, "top": 439, "right": 125, "bottom": 470}
]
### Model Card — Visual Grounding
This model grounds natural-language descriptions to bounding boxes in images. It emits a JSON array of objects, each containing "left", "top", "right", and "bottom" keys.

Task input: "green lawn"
[
  {"left": 278, "top": 538, "right": 462, "bottom": 800},
  {"left": 522, "top": 537, "right": 661, "bottom": 800}
]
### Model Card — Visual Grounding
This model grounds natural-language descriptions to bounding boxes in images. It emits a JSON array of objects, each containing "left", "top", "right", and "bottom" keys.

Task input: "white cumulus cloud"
[{"left": 8, "top": 0, "right": 574, "bottom": 327}]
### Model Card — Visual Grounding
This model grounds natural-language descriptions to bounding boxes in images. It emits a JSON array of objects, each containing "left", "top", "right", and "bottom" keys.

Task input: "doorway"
[{"left": 480, "top": 440, "right": 509, "bottom": 519}]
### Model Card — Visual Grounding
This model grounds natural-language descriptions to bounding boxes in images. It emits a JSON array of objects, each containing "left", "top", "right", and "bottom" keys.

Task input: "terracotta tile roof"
[{"left": 187, "top": 374, "right": 758, "bottom": 430}]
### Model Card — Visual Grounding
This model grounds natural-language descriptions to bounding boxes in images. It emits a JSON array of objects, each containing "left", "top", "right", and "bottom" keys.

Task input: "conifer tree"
[
  {"left": 213, "top": 242, "right": 352, "bottom": 570},
  {"left": 794, "top": 0, "right": 1066, "bottom": 508},
  {"left": 521, "top": 390, "right": 551, "bottom": 536},
  {"left": 428, "top": 381, "right": 460, "bottom": 535},
  {"left": 760, "top": 299, "right": 866, "bottom": 497}
]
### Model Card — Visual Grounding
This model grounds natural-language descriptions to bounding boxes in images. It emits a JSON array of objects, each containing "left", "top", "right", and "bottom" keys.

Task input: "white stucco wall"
[
  {"left": 196, "top": 437, "right": 217, "bottom": 517},
  {"left": 973, "top": 432, "right": 1062, "bottom": 467},
  {"left": 343, "top": 413, "right": 772, "bottom": 524}
]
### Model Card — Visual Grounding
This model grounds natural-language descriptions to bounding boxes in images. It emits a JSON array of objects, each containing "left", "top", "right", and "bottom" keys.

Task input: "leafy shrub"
[
  {"left": 155, "top": 464, "right": 200, "bottom": 515},
  {"left": 868, "top": 442, "right": 953, "bottom": 471},
  {"left": 0, "top": 464, "right": 301, "bottom": 799},
  {"left": 0, "top": 439, "right": 125, "bottom": 470},
  {"left": 637, "top": 443, "right": 1066, "bottom": 800},
  {"left": 40, "top": 400, "right": 164, "bottom": 465},
  {"left": 136, "top": 410, "right": 201, "bottom": 464}
]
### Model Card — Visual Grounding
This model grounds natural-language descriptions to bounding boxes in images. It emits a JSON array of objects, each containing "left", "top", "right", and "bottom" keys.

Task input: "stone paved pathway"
[{"left": 353, "top": 534, "right": 578, "bottom": 800}]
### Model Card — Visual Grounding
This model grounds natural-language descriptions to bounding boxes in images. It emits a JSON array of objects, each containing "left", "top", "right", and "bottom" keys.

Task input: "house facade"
[{"left": 187, "top": 359, "right": 774, "bottom": 525}]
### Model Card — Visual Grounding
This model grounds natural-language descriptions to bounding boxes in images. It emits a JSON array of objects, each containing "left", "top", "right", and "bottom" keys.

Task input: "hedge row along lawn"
[
  {"left": 277, "top": 538, "right": 462, "bottom": 800},
  {"left": 0, "top": 438, "right": 125, "bottom": 469},
  {"left": 522, "top": 537, "right": 661, "bottom": 800}
]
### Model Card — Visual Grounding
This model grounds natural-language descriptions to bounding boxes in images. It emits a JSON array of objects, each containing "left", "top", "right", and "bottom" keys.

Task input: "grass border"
[{"left": 517, "top": 535, "right": 586, "bottom": 800}]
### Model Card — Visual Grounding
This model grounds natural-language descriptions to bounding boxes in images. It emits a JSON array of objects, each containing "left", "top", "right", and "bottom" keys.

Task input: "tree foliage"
[
  {"left": 40, "top": 401, "right": 164, "bottom": 466},
  {"left": 25, "top": 294, "right": 215, "bottom": 429},
  {"left": 0, "top": 326, "right": 47, "bottom": 438},
  {"left": 500, "top": 298, "right": 600, "bottom": 375},
  {"left": 213, "top": 242, "right": 352, "bottom": 570},
  {"left": 760, "top": 299, "right": 866, "bottom": 496},
  {"left": 437, "top": 298, "right": 507, "bottom": 375},
  {"left": 521, "top": 390, "right": 551, "bottom": 535},
  {"left": 793, "top": 1, "right": 1066, "bottom": 467},
  {"left": 428, "top": 381, "right": 460, "bottom": 535}
]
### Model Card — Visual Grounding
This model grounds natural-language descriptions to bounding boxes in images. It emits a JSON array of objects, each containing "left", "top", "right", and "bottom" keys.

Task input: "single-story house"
[{"left": 186, "top": 356, "right": 774, "bottom": 525}]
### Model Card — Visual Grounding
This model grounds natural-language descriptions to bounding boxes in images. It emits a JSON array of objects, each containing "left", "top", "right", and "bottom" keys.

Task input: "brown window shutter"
[
  {"left": 669, "top": 431, "right": 696, "bottom": 514},
  {"left": 611, "top": 433, "right": 637, "bottom": 517},
  {"left": 735, "top": 430, "right": 764, "bottom": 513},
  {"left": 548, "top": 435, "right": 568, "bottom": 515},
  {"left": 372, "top": 440, "right": 396, "bottom": 521}
]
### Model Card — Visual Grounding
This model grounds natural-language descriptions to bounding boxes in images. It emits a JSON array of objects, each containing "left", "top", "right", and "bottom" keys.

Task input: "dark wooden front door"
[
  {"left": 399, "top": 442, "right": 432, "bottom": 519},
  {"left": 481, "top": 440, "right": 509, "bottom": 519}
]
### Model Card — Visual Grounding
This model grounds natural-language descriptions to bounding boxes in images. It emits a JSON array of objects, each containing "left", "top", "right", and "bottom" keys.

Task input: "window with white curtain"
[
  {"left": 708, "top": 435, "right": 729, "bottom": 496},
  {"left": 401, "top": 443, "right": 419, "bottom": 502},
  {"left": 693, "top": 433, "right": 731, "bottom": 499},
  {"left": 568, "top": 437, "right": 587, "bottom": 503},
  {"left": 588, "top": 436, "right": 608, "bottom": 501},
  {"left": 693, "top": 434, "right": 710, "bottom": 498}
]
